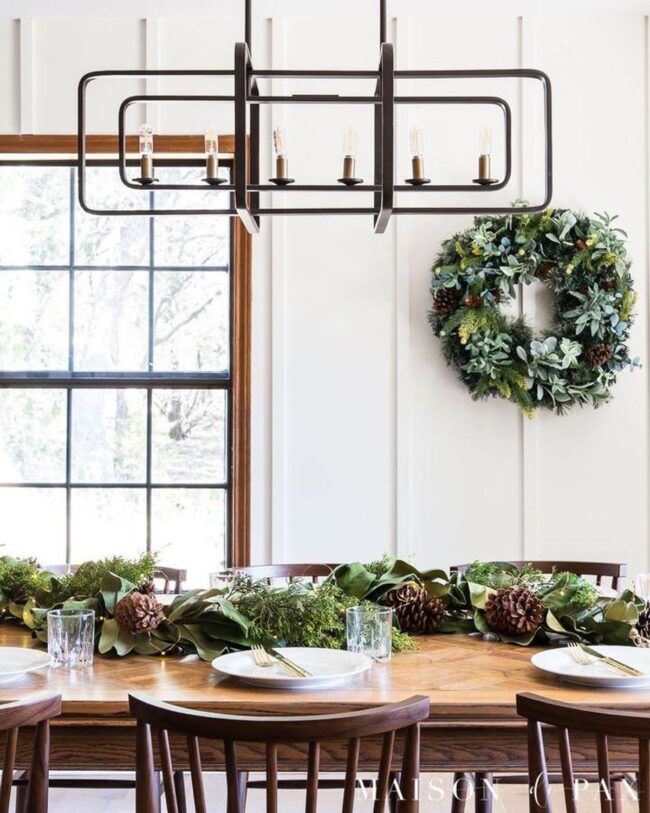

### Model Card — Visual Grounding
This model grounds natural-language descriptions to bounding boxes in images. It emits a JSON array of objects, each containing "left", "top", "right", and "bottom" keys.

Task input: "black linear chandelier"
[{"left": 77, "top": 0, "right": 553, "bottom": 234}]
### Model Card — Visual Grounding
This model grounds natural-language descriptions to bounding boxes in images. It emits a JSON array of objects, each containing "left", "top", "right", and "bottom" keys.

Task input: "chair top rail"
[{"left": 129, "top": 693, "right": 430, "bottom": 742}]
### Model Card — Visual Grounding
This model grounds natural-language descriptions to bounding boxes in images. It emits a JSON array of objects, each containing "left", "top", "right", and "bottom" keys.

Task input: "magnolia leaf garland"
[
  {"left": 0, "top": 555, "right": 647, "bottom": 657},
  {"left": 429, "top": 208, "right": 640, "bottom": 415}
]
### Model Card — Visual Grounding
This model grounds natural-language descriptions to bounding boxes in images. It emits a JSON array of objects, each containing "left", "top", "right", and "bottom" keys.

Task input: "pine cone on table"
[
  {"left": 536, "top": 262, "right": 555, "bottom": 280},
  {"left": 484, "top": 586, "right": 544, "bottom": 636},
  {"left": 575, "top": 238, "right": 587, "bottom": 252},
  {"left": 383, "top": 582, "right": 446, "bottom": 634},
  {"left": 138, "top": 578, "right": 157, "bottom": 597},
  {"left": 601, "top": 276, "right": 617, "bottom": 291},
  {"left": 584, "top": 343, "right": 612, "bottom": 368},
  {"left": 433, "top": 288, "right": 460, "bottom": 316},
  {"left": 114, "top": 589, "right": 164, "bottom": 635}
]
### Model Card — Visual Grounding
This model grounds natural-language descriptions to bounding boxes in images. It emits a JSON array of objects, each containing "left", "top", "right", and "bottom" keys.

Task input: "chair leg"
[
  {"left": 388, "top": 770, "right": 401, "bottom": 813},
  {"left": 612, "top": 778, "right": 623, "bottom": 813},
  {"left": 173, "top": 770, "right": 187, "bottom": 813},
  {"left": 237, "top": 770, "right": 249, "bottom": 810},
  {"left": 474, "top": 772, "right": 494, "bottom": 813},
  {"left": 451, "top": 773, "right": 472, "bottom": 813}
]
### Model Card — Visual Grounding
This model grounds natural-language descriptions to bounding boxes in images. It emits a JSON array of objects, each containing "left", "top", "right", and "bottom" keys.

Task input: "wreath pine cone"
[
  {"left": 433, "top": 288, "right": 460, "bottom": 316},
  {"left": 383, "top": 582, "right": 446, "bottom": 634},
  {"left": 485, "top": 586, "right": 544, "bottom": 636},
  {"left": 114, "top": 581, "right": 164, "bottom": 635},
  {"left": 584, "top": 343, "right": 612, "bottom": 368},
  {"left": 464, "top": 293, "right": 483, "bottom": 309}
]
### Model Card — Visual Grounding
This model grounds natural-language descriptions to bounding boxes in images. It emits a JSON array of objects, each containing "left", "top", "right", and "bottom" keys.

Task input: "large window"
[{"left": 0, "top": 159, "right": 248, "bottom": 585}]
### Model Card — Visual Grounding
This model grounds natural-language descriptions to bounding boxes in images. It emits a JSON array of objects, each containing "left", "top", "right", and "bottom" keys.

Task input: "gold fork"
[
  {"left": 566, "top": 642, "right": 591, "bottom": 666},
  {"left": 251, "top": 645, "right": 274, "bottom": 667},
  {"left": 567, "top": 642, "right": 642, "bottom": 677}
]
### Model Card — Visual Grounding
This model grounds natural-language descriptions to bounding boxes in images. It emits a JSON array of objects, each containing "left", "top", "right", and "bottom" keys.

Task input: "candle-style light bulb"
[
  {"left": 273, "top": 126, "right": 289, "bottom": 180},
  {"left": 409, "top": 126, "right": 423, "bottom": 159},
  {"left": 407, "top": 126, "right": 429, "bottom": 184},
  {"left": 204, "top": 126, "right": 219, "bottom": 182},
  {"left": 138, "top": 123, "right": 154, "bottom": 183},
  {"left": 339, "top": 126, "right": 362, "bottom": 185},
  {"left": 478, "top": 127, "right": 492, "bottom": 181}
]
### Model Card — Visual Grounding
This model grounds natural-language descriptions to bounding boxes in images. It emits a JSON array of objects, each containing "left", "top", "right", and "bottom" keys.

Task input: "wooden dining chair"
[
  {"left": 449, "top": 561, "right": 628, "bottom": 813},
  {"left": 219, "top": 563, "right": 339, "bottom": 585},
  {"left": 129, "top": 692, "right": 430, "bottom": 813},
  {"left": 516, "top": 692, "right": 650, "bottom": 812},
  {"left": 2, "top": 693, "right": 61, "bottom": 813},
  {"left": 450, "top": 561, "right": 627, "bottom": 591}
]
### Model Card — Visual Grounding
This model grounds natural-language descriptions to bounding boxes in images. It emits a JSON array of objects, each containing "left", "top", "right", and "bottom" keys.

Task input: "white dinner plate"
[
  {"left": 212, "top": 647, "right": 373, "bottom": 689},
  {"left": 0, "top": 648, "right": 51, "bottom": 684},
  {"left": 532, "top": 646, "right": 650, "bottom": 689}
]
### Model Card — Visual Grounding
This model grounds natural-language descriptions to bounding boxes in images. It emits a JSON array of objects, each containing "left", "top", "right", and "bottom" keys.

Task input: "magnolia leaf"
[
  {"left": 98, "top": 618, "right": 119, "bottom": 654},
  {"left": 473, "top": 609, "right": 491, "bottom": 633},
  {"left": 604, "top": 600, "right": 639, "bottom": 625},
  {"left": 216, "top": 598, "right": 251, "bottom": 634},
  {"left": 439, "top": 617, "right": 476, "bottom": 634},
  {"left": 331, "top": 563, "right": 385, "bottom": 600},
  {"left": 100, "top": 572, "right": 137, "bottom": 615},
  {"left": 467, "top": 581, "right": 493, "bottom": 610},
  {"left": 179, "top": 624, "right": 229, "bottom": 661},
  {"left": 98, "top": 619, "right": 136, "bottom": 656}
]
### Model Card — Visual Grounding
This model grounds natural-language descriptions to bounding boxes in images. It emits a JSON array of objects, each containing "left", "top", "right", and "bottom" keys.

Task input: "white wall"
[{"left": 0, "top": 0, "right": 648, "bottom": 578}]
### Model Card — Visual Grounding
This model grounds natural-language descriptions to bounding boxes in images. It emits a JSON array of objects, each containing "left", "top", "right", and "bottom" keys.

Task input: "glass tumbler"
[
  {"left": 47, "top": 608, "right": 95, "bottom": 668},
  {"left": 346, "top": 605, "right": 393, "bottom": 663},
  {"left": 635, "top": 574, "right": 650, "bottom": 603}
]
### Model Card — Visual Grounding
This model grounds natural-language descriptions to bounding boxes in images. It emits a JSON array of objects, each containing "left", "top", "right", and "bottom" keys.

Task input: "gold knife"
[
  {"left": 270, "top": 648, "right": 313, "bottom": 678},
  {"left": 579, "top": 644, "right": 645, "bottom": 677}
]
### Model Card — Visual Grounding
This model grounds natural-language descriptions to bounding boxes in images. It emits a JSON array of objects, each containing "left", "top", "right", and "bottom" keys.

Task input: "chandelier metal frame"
[{"left": 77, "top": 0, "right": 552, "bottom": 234}]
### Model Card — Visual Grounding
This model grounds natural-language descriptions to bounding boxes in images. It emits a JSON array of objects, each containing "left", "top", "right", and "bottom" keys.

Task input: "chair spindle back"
[
  {"left": 517, "top": 692, "right": 650, "bottom": 812},
  {"left": 130, "top": 693, "right": 430, "bottom": 813}
]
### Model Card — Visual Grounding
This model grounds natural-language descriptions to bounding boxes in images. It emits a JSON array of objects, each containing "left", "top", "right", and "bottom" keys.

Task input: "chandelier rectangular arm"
[{"left": 77, "top": 56, "right": 551, "bottom": 232}]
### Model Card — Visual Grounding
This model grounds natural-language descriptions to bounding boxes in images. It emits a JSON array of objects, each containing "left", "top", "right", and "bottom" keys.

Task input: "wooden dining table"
[{"left": 2, "top": 623, "right": 649, "bottom": 807}]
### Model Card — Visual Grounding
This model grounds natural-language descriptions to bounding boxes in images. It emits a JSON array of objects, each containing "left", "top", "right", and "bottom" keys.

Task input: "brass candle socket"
[
  {"left": 478, "top": 154, "right": 490, "bottom": 180},
  {"left": 338, "top": 155, "right": 363, "bottom": 186},
  {"left": 269, "top": 155, "right": 295, "bottom": 185},
  {"left": 206, "top": 153, "right": 219, "bottom": 181},
  {"left": 203, "top": 154, "right": 227, "bottom": 185},
  {"left": 134, "top": 154, "right": 156, "bottom": 185},
  {"left": 405, "top": 155, "right": 430, "bottom": 186},
  {"left": 473, "top": 154, "right": 497, "bottom": 186}
]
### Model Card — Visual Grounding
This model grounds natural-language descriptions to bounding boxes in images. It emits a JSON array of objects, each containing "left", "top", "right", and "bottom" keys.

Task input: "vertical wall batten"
[{"left": 18, "top": 17, "right": 34, "bottom": 133}]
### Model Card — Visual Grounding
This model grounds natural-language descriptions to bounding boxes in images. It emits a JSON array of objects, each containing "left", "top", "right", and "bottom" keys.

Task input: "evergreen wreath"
[{"left": 429, "top": 208, "right": 640, "bottom": 415}]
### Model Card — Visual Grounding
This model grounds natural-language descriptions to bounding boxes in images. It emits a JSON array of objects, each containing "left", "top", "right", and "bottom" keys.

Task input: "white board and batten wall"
[{"left": 0, "top": 0, "right": 648, "bottom": 581}]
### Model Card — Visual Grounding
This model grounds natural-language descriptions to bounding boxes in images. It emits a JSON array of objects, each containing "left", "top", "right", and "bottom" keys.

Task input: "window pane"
[
  {"left": 152, "top": 390, "right": 226, "bottom": 483},
  {"left": 73, "top": 270, "right": 148, "bottom": 371},
  {"left": 153, "top": 168, "right": 230, "bottom": 267},
  {"left": 70, "top": 488, "right": 146, "bottom": 561},
  {"left": 0, "top": 488, "right": 66, "bottom": 565},
  {"left": 153, "top": 270, "right": 229, "bottom": 372},
  {"left": 0, "top": 390, "right": 66, "bottom": 482},
  {"left": 71, "top": 389, "right": 147, "bottom": 483},
  {"left": 0, "top": 167, "right": 69, "bottom": 265},
  {"left": 0, "top": 270, "right": 68, "bottom": 370},
  {"left": 151, "top": 489, "right": 225, "bottom": 587},
  {"left": 75, "top": 168, "right": 149, "bottom": 266}
]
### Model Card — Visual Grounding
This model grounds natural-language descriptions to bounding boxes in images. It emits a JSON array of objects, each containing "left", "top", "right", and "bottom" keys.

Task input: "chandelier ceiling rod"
[{"left": 77, "top": 0, "right": 553, "bottom": 234}]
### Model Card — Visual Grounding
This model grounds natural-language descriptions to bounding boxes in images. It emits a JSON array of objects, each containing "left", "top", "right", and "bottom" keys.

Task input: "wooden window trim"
[{"left": 0, "top": 134, "right": 250, "bottom": 567}]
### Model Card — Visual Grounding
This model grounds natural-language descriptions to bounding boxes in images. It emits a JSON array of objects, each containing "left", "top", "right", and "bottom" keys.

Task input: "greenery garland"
[
  {"left": 429, "top": 208, "right": 640, "bottom": 415},
  {"left": 0, "top": 554, "right": 645, "bottom": 659}
]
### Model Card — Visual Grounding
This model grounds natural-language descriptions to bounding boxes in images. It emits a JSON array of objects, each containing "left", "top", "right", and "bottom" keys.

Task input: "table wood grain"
[{"left": 1, "top": 624, "right": 648, "bottom": 773}]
